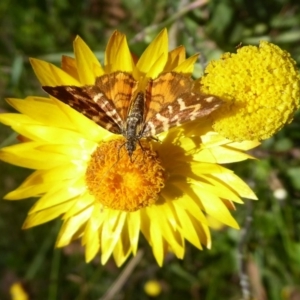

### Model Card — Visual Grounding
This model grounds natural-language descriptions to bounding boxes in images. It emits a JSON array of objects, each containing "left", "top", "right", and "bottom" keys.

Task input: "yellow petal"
[
  {"left": 0, "top": 113, "right": 39, "bottom": 127},
  {"left": 101, "top": 210, "right": 127, "bottom": 265},
  {"left": 198, "top": 131, "right": 231, "bottom": 147},
  {"left": 113, "top": 227, "right": 132, "bottom": 267},
  {"left": 228, "top": 140, "right": 261, "bottom": 150},
  {"left": 190, "top": 177, "right": 244, "bottom": 204},
  {"left": 73, "top": 36, "right": 104, "bottom": 84},
  {"left": 211, "top": 172, "right": 258, "bottom": 200},
  {"left": 173, "top": 53, "right": 199, "bottom": 74},
  {"left": 164, "top": 46, "right": 186, "bottom": 71},
  {"left": 5, "top": 98, "right": 76, "bottom": 131},
  {"left": 52, "top": 99, "right": 111, "bottom": 142},
  {"left": 85, "top": 237, "right": 101, "bottom": 263},
  {"left": 139, "top": 209, "right": 151, "bottom": 247},
  {"left": 28, "top": 180, "right": 85, "bottom": 213},
  {"left": 37, "top": 144, "right": 92, "bottom": 160},
  {"left": 173, "top": 161, "right": 225, "bottom": 176},
  {"left": 55, "top": 205, "right": 94, "bottom": 247},
  {"left": 105, "top": 31, "right": 133, "bottom": 73},
  {"left": 177, "top": 136, "right": 197, "bottom": 152},
  {"left": 145, "top": 53, "right": 169, "bottom": 79},
  {"left": 5, "top": 181, "right": 55, "bottom": 200},
  {"left": 162, "top": 181, "right": 208, "bottom": 224},
  {"left": 196, "top": 190, "right": 239, "bottom": 228},
  {"left": 10, "top": 124, "right": 91, "bottom": 145},
  {"left": 146, "top": 208, "right": 165, "bottom": 266},
  {"left": 152, "top": 205, "right": 184, "bottom": 258},
  {"left": 191, "top": 161, "right": 230, "bottom": 174},
  {"left": 22, "top": 200, "right": 75, "bottom": 228},
  {"left": 5, "top": 164, "right": 83, "bottom": 200},
  {"left": 64, "top": 192, "right": 95, "bottom": 220},
  {"left": 0, "top": 142, "right": 70, "bottom": 169},
  {"left": 173, "top": 201, "right": 203, "bottom": 249},
  {"left": 137, "top": 29, "right": 168, "bottom": 75},
  {"left": 192, "top": 145, "right": 255, "bottom": 163},
  {"left": 25, "top": 164, "right": 82, "bottom": 183},
  {"left": 127, "top": 211, "right": 141, "bottom": 255},
  {"left": 61, "top": 55, "right": 80, "bottom": 81},
  {"left": 157, "top": 198, "right": 178, "bottom": 230},
  {"left": 30, "top": 58, "right": 80, "bottom": 86},
  {"left": 190, "top": 216, "right": 211, "bottom": 248},
  {"left": 84, "top": 202, "right": 104, "bottom": 262},
  {"left": 85, "top": 229, "right": 100, "bottom": 263}
]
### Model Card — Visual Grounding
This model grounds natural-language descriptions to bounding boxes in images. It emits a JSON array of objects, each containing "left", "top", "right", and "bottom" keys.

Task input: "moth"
[{"left": 43, "top": 71, "right": 222, "bottom": 158}]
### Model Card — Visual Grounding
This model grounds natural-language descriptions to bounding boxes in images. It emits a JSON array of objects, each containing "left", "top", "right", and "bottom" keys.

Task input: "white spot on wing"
[
  {"left": 147, "top": 121, "right": 156, "bottom": 136},
  {"left": 170, "top": 115, "right": 178, "bottom": 122},
  {"left": 93, "top": 93, "right": 104, "bottom": 103},
  {"left": 177, "top": 98, "right": 186, "bottom": 111},
  {"left": 106, "top": 109, "right": 117, "bottom": 117},
  {"left": 205, "top": 96, "right": 215, "bottom": 103},
  {"left": 190, "top": 103, "right": 201, "bottom": 120},
  {"left": 156, "top": 113, "right": 170, "bottom": 132},
  {"left": 100, "top": 100, "right": 111, "bottom": 109},
  {"left": 92, "top": 116, "right": 100, "bottom": 122},
  {"left": 167, "top": 105, "right": 173, "bottom": 114},
  {"left": 105, "top": 123, "right": 113, "bottom": 130}
]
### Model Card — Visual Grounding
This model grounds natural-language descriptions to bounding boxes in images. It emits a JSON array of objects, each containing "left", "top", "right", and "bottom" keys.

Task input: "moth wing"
[
  {"left": 95, "top": 72, "right": 138, "bottom": 122},
  {"left": 144, "top": 72, "right": 194, "bottom": 123},
  {"left": 42, "top": 85, "right": 122, "bottom": 133},
  {"left": 143, "top": 93, "right": 222, "bottom": 136}
]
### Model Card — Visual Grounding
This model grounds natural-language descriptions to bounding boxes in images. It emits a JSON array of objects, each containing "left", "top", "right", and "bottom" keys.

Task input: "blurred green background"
[{"left": 1, "top": 0, "right": 300, "bottom": 299}]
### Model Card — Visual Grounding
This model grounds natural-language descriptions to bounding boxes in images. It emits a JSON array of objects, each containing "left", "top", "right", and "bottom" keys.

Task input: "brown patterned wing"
[
  {"left": 95, "top": 71, "right": 138, "bottom": 122},
  {"left": 144, "top": 72, "right": 194, "bottom": 123},
  {"left": 43, "top": 71, "right": 138, "bottom": 134},
  {"left": 42, "top": 85, "right": 122, "bottom": 133},
  {"left": 142, "top": 93, "right": 223, "bottom": 137}
]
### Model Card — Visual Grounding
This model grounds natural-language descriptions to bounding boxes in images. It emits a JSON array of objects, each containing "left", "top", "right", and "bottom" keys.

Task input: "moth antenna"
[
  {"left": 138, "top": 140, "right": 145, "bottom": 152},
  {"left": 150, "top": 136, "right": 159, "bottom": 142},
  {"left": 117, "top": 141, "right": 126, "bottom": 162}
]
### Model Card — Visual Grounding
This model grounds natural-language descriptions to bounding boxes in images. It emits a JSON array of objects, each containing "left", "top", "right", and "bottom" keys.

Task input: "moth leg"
[{"left": 149, "top": 136, "right": 160, "bottom": 143}]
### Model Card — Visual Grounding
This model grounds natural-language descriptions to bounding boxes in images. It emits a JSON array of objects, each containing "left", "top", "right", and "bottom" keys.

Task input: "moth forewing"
[
  {"left": 142, "top": 93, "right": 223, "bottom": 136},
  {"left": 42, "top": 85, "right": 122, "bottom": 133},
  {"left": 144, "top": 72, "right": 194, "bottom": 123},
  {"left": 94, "top": 72, "right": 138, "bottom": 122}
]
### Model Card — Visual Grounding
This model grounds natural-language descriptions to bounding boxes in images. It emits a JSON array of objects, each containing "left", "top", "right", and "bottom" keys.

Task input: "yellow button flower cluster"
[{"left": 200, "top": 41, "right": 300, "bottom": 141}]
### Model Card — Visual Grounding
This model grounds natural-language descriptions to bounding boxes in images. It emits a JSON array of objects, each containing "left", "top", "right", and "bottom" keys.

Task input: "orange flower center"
[{"left": 85, "top": 138, "right": 165, "bottom": 212}]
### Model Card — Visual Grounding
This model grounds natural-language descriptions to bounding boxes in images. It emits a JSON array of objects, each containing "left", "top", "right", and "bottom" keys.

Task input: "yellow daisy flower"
[
  {"left": 200, "top": 41, "right": 300, "bottom": 141},
  {"left": 10, "top": 282, "right": 29, "bottom": 300},
  {"left": 144, "top": 279, "right": 162, "bottom": 297},
  {"left": 1, "top": 29, "right": 258, "bottom": 266}
]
